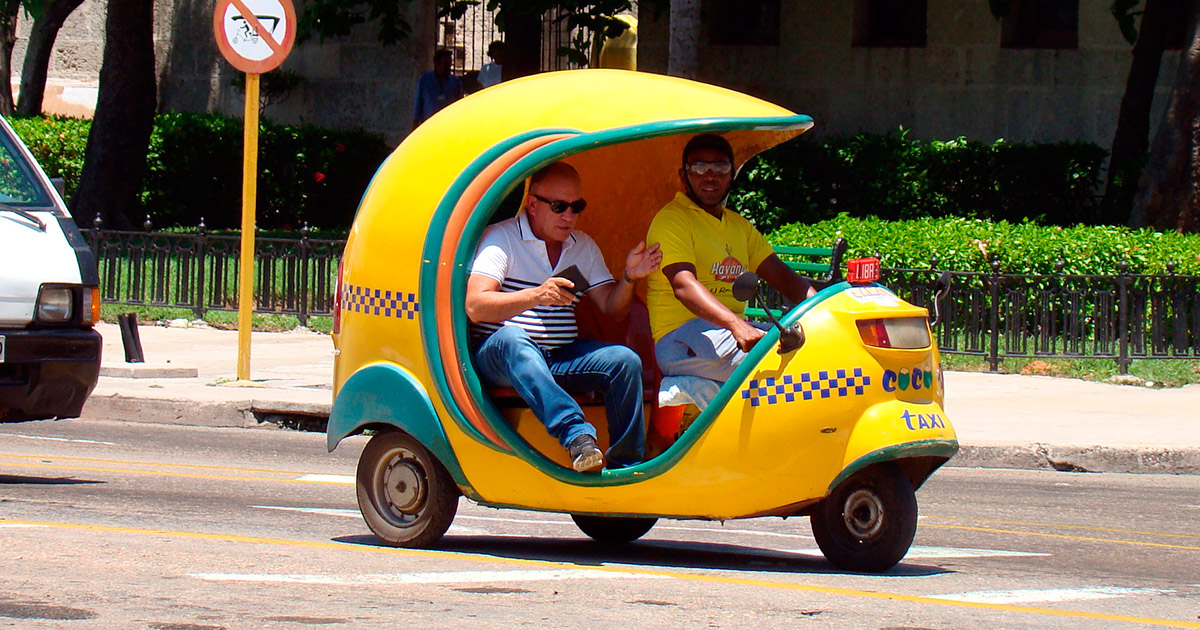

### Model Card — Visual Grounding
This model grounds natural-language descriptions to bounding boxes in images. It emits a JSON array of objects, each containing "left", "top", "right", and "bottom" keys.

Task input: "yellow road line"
[
  {"left": 928, "top": 523, "right": 1200, "bottom": 552},
  {"left": 4, "top": 517, "right": 1198, "bottom": 629},
  {"left": 0, "top": 459, "right": 346, "bottom": 484},
  {"left": 925, "top": 515, "right": 1200, "bottom": 540},
  {"left": 0, "top": 452, "right": 313, "bottom": 476}
]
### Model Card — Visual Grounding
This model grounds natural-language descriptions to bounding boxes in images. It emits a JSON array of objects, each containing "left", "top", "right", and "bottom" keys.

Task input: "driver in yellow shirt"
[{"left": 646, "top": 134, "right": 817, "bottom": 383}]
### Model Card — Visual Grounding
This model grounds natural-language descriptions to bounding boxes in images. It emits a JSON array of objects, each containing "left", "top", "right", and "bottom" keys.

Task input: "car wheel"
[
  {"left": 810, "top": 462, "right": 917, "bottom": 573},
  {"left": 356, "top": 431, "right": 459, "bottom": 548},
  {"left": 571, "top": 514, "right": 658, "bottom": 543}
]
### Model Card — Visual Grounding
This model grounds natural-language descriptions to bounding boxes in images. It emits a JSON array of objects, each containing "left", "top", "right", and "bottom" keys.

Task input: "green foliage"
[
  {"left": 770, "top": 214, "right": 1200, "bottom": 275},
  {"left": 8, "top": 114, "right": 90, "bottom": 200},
  {"left": 13, "top": 112, "right": 392, "bottom": 230},
  {"left": 298, "top": 0, "right": 632, "bottom": 64},
  {"left": 143, "top": 111, "right": 392, "bottom": 230},
  {"left": 731, "top": 130, "right": 1109, "bottom": 233}
]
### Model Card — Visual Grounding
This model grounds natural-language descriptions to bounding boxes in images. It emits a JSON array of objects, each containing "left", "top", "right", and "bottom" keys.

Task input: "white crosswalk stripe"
[
  {"left": 927, "top": 586, "right": 1172, "bottom": 604},
  {"left": 189, "top": 569, "right": 669, "bottom": 586}
]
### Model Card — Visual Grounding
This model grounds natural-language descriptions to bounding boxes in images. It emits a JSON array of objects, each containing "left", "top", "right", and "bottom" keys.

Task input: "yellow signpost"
[{"left": 213, "top": 0, "right": 296, "bottom": 381}]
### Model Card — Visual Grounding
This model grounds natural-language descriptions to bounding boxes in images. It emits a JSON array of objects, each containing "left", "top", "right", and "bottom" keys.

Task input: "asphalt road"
[{"left": 2, "top": 418, "right": 1199, "bottom": 629}]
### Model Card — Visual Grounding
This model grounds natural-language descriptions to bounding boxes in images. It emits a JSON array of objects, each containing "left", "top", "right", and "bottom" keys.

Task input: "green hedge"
[
  {"left": 11, "top": 112, "right": 392, "bottom": 230},
  {"left": 732, "top": 129, "right": 1112, "bottom": 233},
  {"left": 8, "top": 115, "right": 90, "bottom": 199},
  {"left": 770, "top": 215, "right": 1200, "bottom": 275}
]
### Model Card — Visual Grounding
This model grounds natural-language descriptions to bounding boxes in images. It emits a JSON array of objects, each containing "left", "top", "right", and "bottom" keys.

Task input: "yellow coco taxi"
[{"left": 327, "top": 69, "right": 958, "bottom": 573}]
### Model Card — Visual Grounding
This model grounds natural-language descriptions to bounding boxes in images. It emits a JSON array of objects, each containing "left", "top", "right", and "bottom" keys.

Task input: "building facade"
[
  {"left": 10, "top": 0, "right": 1189, "bottom": 146},
  {"left": 636, "top": 0, "right": 1186, "bottom": 144}
]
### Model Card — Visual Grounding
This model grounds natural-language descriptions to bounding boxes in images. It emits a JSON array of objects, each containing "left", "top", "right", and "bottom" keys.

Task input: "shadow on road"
[
  {"left": 332, "top": 534, "right": 949, "bottom": 578},
  {"left": 0, "top": 474, "right": 103, "bottom": 485}
]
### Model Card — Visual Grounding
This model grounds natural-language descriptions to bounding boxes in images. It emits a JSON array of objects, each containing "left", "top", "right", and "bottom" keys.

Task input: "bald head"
[{"left": 529, "top": 162, "right": 580, "bottom": 194}]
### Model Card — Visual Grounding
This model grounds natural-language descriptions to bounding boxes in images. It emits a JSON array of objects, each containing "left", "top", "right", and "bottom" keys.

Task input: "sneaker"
[{"left": 567, "top": 434, "right": 604, "bottom": 472}]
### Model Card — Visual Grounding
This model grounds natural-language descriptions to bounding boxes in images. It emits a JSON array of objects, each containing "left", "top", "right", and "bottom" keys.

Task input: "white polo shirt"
[{"left": 469, "top": 212, "right": 614, "bottom": 349}]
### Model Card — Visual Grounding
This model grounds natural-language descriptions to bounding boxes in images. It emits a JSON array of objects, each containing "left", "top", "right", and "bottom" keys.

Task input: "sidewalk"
[{"left": 82, "top": 322, "right": 1200, "bottom": 475}]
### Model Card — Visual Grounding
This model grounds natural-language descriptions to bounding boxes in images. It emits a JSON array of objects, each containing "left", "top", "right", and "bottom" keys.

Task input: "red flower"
[
  {"left": 335, "top": 143, "right": 345, "bottom": 153},
  {"left": 314, "top": 172, "right": 326, "bottom": 183}
]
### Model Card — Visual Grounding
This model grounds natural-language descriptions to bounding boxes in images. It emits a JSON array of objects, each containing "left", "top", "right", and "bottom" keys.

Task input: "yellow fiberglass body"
[{"left": 327, "top": 69, "right": 957, "bottom": 570}]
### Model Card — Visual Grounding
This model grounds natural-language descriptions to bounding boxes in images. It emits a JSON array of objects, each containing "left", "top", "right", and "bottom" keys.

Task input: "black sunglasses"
[{"left": 532, "top": 193, "right": 587, "bottom": 215}]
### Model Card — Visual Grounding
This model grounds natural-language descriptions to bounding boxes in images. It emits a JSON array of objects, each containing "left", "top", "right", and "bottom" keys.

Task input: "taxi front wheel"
[
  {"left": 810, "top": 462, "right": 917, "bottom": 573},
  {"left": 571, "top": 514, "right": 658, "bottom": 543},
  {"left": 356, "top": 431, "right": 459, "bottom": 548}
]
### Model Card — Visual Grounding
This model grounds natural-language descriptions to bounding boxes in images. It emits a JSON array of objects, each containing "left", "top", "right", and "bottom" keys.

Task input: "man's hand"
[
  {"left": 530, "top": 277, "right": 578, "bottom": 307},
  {"left": 731, "top": 319, "right": 765, "bottom": 353},
  {"left": 623, "top": 241, "right": 663, "bottom": 281}
]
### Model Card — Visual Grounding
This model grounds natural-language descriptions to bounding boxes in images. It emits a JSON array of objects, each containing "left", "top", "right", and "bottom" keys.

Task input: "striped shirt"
[{"left": 469, "top": 212, "right": 614, "bottom": 349}]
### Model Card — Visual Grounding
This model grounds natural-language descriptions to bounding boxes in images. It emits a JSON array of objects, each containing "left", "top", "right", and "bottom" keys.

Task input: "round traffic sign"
[{"left": 213, "top": 0, "right": 296, "bottom": 74}]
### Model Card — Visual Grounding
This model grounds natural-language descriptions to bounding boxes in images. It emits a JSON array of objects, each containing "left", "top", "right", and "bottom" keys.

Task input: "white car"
[{"left": 0, "top": 115, "right": 101, "bottom": 422}]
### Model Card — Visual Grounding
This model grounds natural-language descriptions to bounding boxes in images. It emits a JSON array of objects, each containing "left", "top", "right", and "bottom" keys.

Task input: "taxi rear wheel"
[
  {"left": 810, "top": 462, "right": 917, "bottom": 573},
  {"left": 571, "top": 514, "right": 658, "bottom": 543},
  {"left": 356, "top": 431, "right": 459, "bottom": 548}
]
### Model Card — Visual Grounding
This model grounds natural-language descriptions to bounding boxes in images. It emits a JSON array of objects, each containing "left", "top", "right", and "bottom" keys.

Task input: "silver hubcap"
[
  {"left": 381, "top": 451, "right": 426, "bottom": 519},
  {"left": 842, "top": 488, "right": 884, "bottom": 539}
]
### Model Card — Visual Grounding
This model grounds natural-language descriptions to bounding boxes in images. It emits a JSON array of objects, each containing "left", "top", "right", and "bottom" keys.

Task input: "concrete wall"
[
  {"left": 12, "top": 0, "right": 438, "bottom": 144},
  {"left": 11, "top": 0, "right": 1182, "bottom": 146},
  {"left": 637, "top": 0, "right": 1182, "bottom": 145}
]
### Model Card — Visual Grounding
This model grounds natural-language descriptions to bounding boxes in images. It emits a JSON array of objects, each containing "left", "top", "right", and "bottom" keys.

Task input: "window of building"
[
  {"left": 707, "top": 0, "right": 781, "bottom": 46},
  {"left": 1000, "top": 0, "right": 1079, "bottom": 49},
  {"left": 852, "top": 0, "right": 927, "bottom": 47}
]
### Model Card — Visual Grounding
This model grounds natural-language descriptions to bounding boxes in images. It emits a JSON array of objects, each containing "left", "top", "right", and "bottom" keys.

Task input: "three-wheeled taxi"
[{"left": 327, "top": 69, "right": 957, "bottom": 573}]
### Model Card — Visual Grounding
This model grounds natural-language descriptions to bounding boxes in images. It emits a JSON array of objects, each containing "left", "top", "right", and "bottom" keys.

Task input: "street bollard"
[{"left": 118, "top": 313, "right": 145, "bottom": 364}]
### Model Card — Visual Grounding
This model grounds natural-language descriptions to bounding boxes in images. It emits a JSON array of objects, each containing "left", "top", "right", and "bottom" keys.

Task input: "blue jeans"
[
  {"left": 655, "top": 318, "right": 771, "bottom": 382},
  {"left": 473, "top": 325, "right": 645, "bottom": 467}
]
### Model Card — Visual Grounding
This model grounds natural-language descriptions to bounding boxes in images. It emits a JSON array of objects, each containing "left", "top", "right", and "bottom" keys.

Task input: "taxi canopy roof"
[{"left": 376, "top": 69, "right": 814, "bottom": 275}]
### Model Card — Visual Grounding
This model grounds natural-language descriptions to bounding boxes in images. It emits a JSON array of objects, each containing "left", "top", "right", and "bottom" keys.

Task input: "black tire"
[
  {"left": 810, "top": 462, "right": 918, "bottom": 573},
  {"left": 356, "top": 431, "right": 459, "bottom": 548},
  {"left": 571, "top": 514, "right": 658, "bottom": 544}
]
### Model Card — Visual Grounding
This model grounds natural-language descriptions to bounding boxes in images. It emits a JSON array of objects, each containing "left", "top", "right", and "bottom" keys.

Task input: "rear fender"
[
  {"left": 830, "top": 400, "right": 958, "bottom": 493},
  {"left": 327, "top": 362, "right": 470, "bottom": 489}
]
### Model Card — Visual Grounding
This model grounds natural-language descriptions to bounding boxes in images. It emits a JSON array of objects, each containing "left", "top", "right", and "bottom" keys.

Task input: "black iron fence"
[
  {"left": 884, "top": 261, "right": 1199, "bottom": 373},
  {"left": 84, "top": 221, "right": 343, "bottom": 327},
  {"left": 86, "top": 224, "right": 1199, "bottom": 371}
]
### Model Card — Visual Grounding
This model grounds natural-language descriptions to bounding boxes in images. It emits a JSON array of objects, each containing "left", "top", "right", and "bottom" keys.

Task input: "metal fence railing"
[
  {"left": 86, "top": 224, "right": 1199, "bottom": 372},
  {"left": 879, "top": 261, "right": 1198, "bottom": 373},
  {"left": 84, "top": 221, "right": 344, "bottom": 327}
]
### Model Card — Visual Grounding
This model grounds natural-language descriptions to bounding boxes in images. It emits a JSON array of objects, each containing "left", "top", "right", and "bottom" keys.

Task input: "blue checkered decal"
[
  {"left": 342, "top": 283, "right": 419, "bottom": 320},
  {"left": 740, "top": 368, "right": 871, "bottom": 407}
]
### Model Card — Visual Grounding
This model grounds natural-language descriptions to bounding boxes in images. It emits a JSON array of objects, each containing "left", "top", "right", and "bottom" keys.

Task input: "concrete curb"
[
  {"left": 953, "top": 444, "right": 1200, "bottom": 476},
  {"left": 82, "top": 394, "right": 332, "bottom": 429}
]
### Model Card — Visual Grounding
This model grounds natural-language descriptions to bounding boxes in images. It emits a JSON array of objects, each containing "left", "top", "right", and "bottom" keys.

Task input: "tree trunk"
[
  {"left": 502, "top": 8, "right": 541, "bottom": 80},
  {"left": 72, "top": 0, "right": 156, "bottom": 230},
  {"left": 16, "top": 0, "right": 87, "bottom": 116},
  {"left": 1130, "top": 0, "right": 1200, "bottom": 232},
  {"left": 668, "top": 0, "right": 699, "bottom": 78},
  {"left": 0, "top": 0, "right": 22, "bottom": 115},
  {"left": 1102, "top": 0, "right": 1170, "bottom": 224}
]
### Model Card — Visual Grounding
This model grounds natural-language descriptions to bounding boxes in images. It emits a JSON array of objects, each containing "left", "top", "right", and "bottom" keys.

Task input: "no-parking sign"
[{"left": 214, "top": 0, "right": 296, "bottom": 74}]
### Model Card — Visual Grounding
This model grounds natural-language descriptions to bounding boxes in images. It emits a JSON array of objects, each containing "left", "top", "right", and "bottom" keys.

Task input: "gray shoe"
[{"left": 567, "top": 434, "right": 604, "bottom": 472}]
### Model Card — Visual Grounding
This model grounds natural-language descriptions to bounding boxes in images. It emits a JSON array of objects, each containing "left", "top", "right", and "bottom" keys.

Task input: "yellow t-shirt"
[{"left": 646, "top": 192, "right": 775, "bottom": 341}]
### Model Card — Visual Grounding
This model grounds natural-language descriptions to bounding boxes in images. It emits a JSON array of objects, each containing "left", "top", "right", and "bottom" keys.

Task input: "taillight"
[
  {"left": 847, "top": 257, "right": 882, "bottom": 284},
  {"left": 332, "top": 259, "right": 344, "bottom": 334},
  {"left": 857, "top": 317, "right": 930, "bottom": 349}
]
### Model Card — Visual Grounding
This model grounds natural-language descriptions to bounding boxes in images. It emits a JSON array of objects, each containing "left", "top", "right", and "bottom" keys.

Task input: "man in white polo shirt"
[{"left": 466, "top": 162, "right": 662, "bottom": 472}]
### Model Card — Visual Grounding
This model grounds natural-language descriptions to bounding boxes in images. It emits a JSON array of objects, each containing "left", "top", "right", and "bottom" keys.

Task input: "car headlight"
[{"left": 36, "top": 286, "right": 74, "bottom": 323}]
